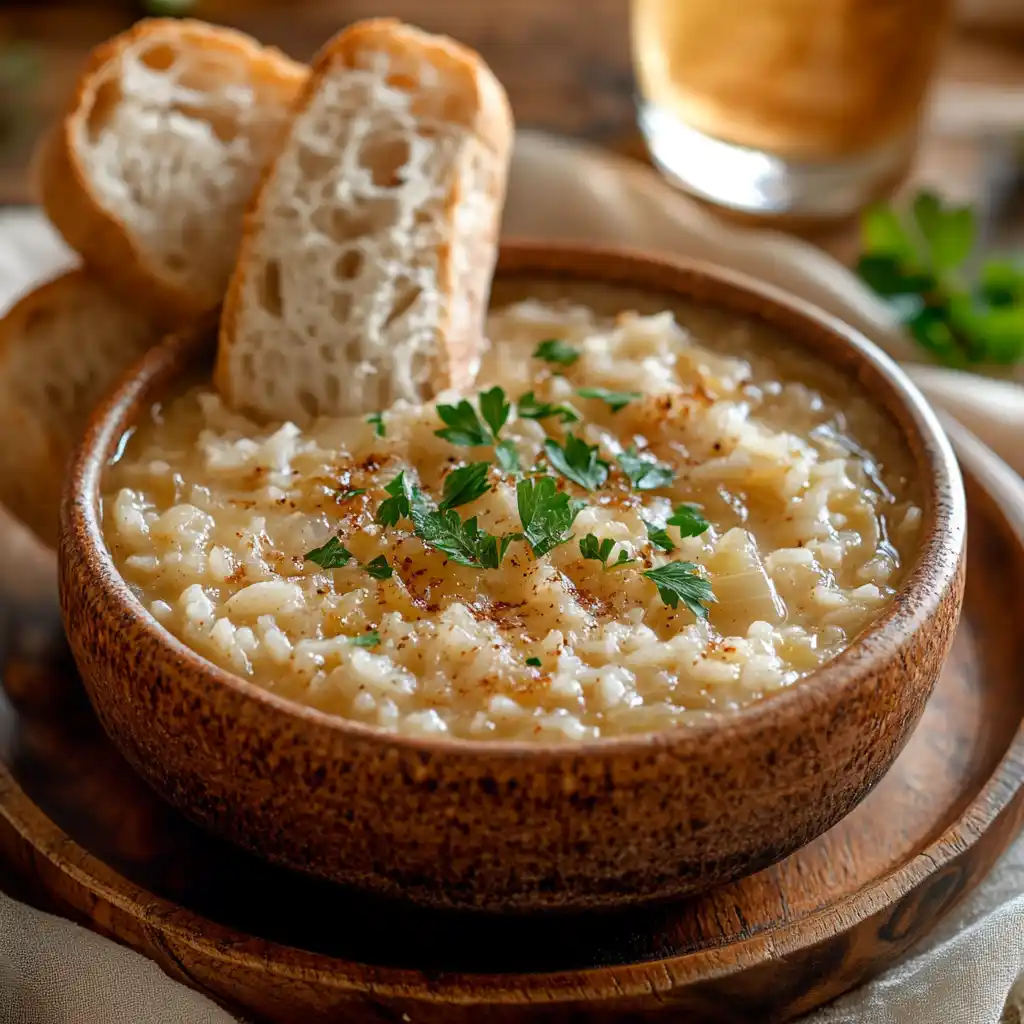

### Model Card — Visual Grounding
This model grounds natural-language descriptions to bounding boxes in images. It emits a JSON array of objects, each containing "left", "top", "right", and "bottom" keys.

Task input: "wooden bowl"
[{"left": 58, "top": 244, "right": 966, "bottom": 912}]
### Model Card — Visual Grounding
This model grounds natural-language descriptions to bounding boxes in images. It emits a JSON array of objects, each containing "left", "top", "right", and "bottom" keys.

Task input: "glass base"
[{"left": 638, "top": 101, "right": 915, "bottom": 220}]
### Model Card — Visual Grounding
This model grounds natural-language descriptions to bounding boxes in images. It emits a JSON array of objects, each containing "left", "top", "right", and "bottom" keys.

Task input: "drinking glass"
[{"left": 632, "top": 0, "right": 955, "bottom": 220}]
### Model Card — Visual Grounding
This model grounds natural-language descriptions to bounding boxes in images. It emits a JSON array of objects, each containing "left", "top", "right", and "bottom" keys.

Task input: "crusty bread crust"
[
  {"left": 33, "top": 19, "right": 306, "bottom": 326},
  {"left": 0, "top": 270, "right": 161, "bottom": 547},
  {"left": 216, "top": 17, "right": 514, "bottom": 421}
]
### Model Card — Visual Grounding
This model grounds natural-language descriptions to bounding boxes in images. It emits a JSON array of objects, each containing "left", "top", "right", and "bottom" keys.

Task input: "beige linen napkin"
[{"left": 1, "top": 132, "right": 1023, "bottom": 1022}]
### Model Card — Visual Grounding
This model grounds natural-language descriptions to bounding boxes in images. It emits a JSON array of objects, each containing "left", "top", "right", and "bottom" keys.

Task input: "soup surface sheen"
[{"left": 103, "top": 299, "right": 922, "bottom": 741}]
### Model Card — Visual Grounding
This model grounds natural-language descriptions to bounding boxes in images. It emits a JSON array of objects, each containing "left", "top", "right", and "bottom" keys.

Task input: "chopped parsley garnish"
[
  {"left": 534, "top": 338, "right": 580, "bottom": 367},
  {"left": 366, "top": 411, "right": 386, "bottom": 438},
  {"left": 435, "top": 387, "right": 520, "bottom": 472},
  {"left": 617, "top": 446, "right": 675, "bottom": 491},
  {"left": 544, "top": 433, "right": 609, "bottom": 491},
  {"left": 304, "top": 536, "right": 354, "bottom": 569},
  {"left": 525, "top": 656, "right": 542, "bottom": 667},
  {"left": 644, "top": 519, "right": 676, "bottom": 552},
  {"left": 363, "top": 555, "right": 393, "bottom": 580},
  {"left": 350, "top": 630, "right": 381, "bottom": 648},
  {"left": 439, "top": 462, "right": 492, "bottom": 511},
  {"left": 576, "top": 386, "right": 641, "bottom": 413},
  {"left": 644, "top": 505, "right": 708, "bottom": 551},
  {"left": 516, "top": 391, "right": 580, "bottom": 424},
  {"left": 435, "top": 399, "right": 491, "bottom": 447},
  {"left": 517, "top": 476, "right": 586, "bottom": 557},
  {"left": 579, "top": 533, "right": 635, "bottom": 571},
  {"left": 376, "top": 471, "right": 417, "bottom": 527},
  {"left": 336, "top": 487, "right": 366, "bottom": 501},
  {"left": 479, "top": 385, "right": 511, "bottom": 438},
  {"left": 643, "top": 562, "right": 716, "bottom": 619},
  {"left": 666, "top": 503, "right": 710, "bottom": 537},
  {"left": 415, "top": 508, "right": 519, "bottom": 568}
]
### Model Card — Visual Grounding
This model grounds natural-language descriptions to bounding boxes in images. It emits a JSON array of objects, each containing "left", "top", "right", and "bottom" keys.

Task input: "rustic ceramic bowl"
[{"left": 59, "top": 244, "right": 966, "bottom": 912}]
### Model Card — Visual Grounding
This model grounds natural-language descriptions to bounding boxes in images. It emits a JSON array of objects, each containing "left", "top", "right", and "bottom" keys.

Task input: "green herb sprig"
[
  {"left": 414, "top": 508, "right": 520, "bottom": 568},
  {"left": 534, "top": 338, "right": 580, "bottom": 368},
  {"left": 304, "top": 536, "right": 353, "bottom": 569},
  {"left": 438, "top": 462, "right": 492, "bottom": 510},
  {"left": 857, "top": 190, "right": 1024, "bottom": 366},
  {"left": 516, "top": 391, "right": 580, "bottom": 424},
  {"left": 617, "top": 446, "right": 675, "bottom": 491},
  {"left": 576, "top": 387, "right": 641, "bottom": 413},
  {"left": 304, "top": 538, "right": 392, "bottom": 582},
  {"left": 643, "top": 562, "right": 716, "bottom": 619},
  {"left": 580, "top": 534, "right": 635, "bottom": 571},
  {"left": 435, "top": 387, "right": 520, "bottom": 472},
  {"left": 517, "top": 476, "right": 585, "bottom": 557},
  {"left": 544, "top": 434, "right": 609, "bottom": 491}
]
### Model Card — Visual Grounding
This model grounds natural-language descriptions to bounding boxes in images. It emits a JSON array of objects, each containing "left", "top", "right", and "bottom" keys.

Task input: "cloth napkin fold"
[{"left": 1, "top": 131, "right": 1023, "bottom": 1023}]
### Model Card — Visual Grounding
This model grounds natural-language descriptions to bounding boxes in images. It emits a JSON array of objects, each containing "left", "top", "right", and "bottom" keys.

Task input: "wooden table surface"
[{"left": 0, "top": 2, "right": 1023, "bottom": 257}]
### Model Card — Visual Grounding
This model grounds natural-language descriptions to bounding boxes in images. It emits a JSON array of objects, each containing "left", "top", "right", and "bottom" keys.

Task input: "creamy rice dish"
[{"left": 103, "top": 300, "right": 922, "bottom": 741}]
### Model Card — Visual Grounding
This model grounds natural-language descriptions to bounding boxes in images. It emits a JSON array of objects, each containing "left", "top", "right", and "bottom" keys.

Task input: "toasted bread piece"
[
  {"left": 33, "top": 19, "right": 306, "bottom": 324},
  {"left": 0, "top": 271, "right": 161, "bottom": 547},
  {"left": 216, "top": 18, "right": 514, "bottom": 423}
]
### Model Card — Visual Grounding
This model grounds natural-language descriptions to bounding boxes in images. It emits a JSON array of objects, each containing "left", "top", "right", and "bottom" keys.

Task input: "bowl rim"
[{"left": 62, "top": 241, "right": 966, "bottom": 759}]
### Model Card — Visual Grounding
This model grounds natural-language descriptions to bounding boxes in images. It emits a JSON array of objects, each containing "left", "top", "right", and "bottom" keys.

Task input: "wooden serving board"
[{"left": 1, "top": 421, "right": 1023, "bottom": 1024}]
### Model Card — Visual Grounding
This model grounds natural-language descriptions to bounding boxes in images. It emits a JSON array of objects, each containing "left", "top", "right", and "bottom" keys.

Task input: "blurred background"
[{"left": 0, "top": 0, "right": 1023, "bottom": 251}]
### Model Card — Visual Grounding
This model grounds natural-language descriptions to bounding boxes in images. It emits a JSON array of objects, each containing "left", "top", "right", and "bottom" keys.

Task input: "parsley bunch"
[{"left": 857, "top": 190, "right": 1024, "bottom": 367}]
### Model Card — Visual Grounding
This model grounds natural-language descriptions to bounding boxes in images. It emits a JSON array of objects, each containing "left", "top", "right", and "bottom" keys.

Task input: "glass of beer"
[{"left": 632, "top": 0, "right": 954, "bottom": 220}]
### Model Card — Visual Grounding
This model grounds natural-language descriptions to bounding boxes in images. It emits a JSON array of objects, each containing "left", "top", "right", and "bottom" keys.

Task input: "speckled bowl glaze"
[{"left": 59, "top": 245, "right": 966, "bottom": 912}]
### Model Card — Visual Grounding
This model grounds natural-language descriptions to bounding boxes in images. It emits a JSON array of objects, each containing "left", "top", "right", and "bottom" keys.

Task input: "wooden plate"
[{"left": 1, "top": 420, "right": 1022, "bottom": 1024}]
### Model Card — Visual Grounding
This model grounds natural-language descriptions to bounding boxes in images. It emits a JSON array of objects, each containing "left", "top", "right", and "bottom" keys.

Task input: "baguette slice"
[
  {"left": 216, "top": 18, "right": 514, "bottom": 422},
  {"left": 34, "top": 19, "right": 307, "bottom": 324},
  {"left": 0, "top": 271, "right": 162, "bottom": 547}
]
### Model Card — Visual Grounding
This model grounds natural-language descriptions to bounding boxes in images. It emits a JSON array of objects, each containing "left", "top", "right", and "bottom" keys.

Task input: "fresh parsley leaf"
[
  {"left": 336, "top": 487, "right": 366, "bottom": 501},
  {"left": 666, "top": 503, "right": 710, "bottom": 537},
  {"left": 439, "top": 462, "right": 492, "bottom": 510},
  {"left": 516, "top": 391, "right": 580, "bottom": 424},
  {"left": 644, "top": 520, "right": 676, "bottom": 552},
  {"left": 304, "top": 536, "right": 354, "bottom": 569},
  {"left": 525, "top": 656, "right": 542, "bottom": 667},
  {"left": 435, "top": 388, "right": 523, "bottom": 472},
  {"left": 617, "top": 446, "right": 675, "bottom": 491},
  {"left": 363, "top": 555, "right": 393, "bottom": 580},
  {"left": 415, "top": 507, "right": 479, "bottom": 565},
  {"left": 415, "top": 508, "right": 517, "bottom": 568},
  {"left": 376, "top": 471, "right": 415, "bottom": 527},
  {"left": 435, "top": 399, "right": 491, "bottom": 447},
  {"left": 534, "top": 338, "right": 580, "bottom": 367},
  {"left": 576, "top": 386, "right": 641, "bottom": 413},
  {"left": 495, "top": 438, "right": 521, "bottom": 473},
  {"left": 579, "top": 533, "right": 635, "bottom": 571},
  {"left": 476, "top": 530, "right": 522, "bottom": 569},
  {"left": 544, "top": 434, "right": 609, "bottom": 491},
  {"left": 366, "top": 412, "right": 386, "bottom": 438},
  {"left": 350, "top": 630, "right": 381, "bottom": 648},
  {"left": 479, "top": 386, "right": 511, "bottom": 439},
  {"left": 517, "top": 476, "right": 586, "bottom": 557},
  {"left": 643, "top": 562, "right": 716, "bottom": 618}
]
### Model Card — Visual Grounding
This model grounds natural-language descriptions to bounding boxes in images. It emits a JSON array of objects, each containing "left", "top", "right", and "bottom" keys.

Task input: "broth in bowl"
[{"left": 102, "top": 298, "right": 922, "bottom": 742}]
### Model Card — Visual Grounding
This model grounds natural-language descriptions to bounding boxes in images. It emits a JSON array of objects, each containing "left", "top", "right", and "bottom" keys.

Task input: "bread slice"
[
  {"left": 216, "top": 18, "right": 514, "bottom": 423},
  {"left": 33, "top": 18, "right": 307, "bottom": 324},
  {"left": 0, "top": 271, "right": 162, "bottom": 547}
]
